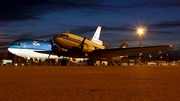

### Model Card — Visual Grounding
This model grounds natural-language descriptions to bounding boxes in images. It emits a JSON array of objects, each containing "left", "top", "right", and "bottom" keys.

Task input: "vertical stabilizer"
[
  {"left": 120, "top": 41, "right": 129, "bottom": 58},
  {"left": 91, "top": 26, "right": 103, "bottom": 45},
  {"left": 92, "top": 26, "right": 101, "bottom": 40}
]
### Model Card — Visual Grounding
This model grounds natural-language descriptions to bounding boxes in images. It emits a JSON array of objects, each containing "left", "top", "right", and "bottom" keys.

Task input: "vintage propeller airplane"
[{"left": 49, "top": 28, "right": 172, "bottom": 66}]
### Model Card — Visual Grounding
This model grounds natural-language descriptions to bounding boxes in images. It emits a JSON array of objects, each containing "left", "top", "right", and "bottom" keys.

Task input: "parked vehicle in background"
[
  {"left": 1, "top": 59, "right": 12, "bottom": 66},
  {"left": 156, "top": 61, "right": 169, "bottom": 66},
  {"left": 170, "top": 61, "right": 178, "bottom": 66},
  {"left": 147, "top": 61, "right": 157, "bottom": 65}
]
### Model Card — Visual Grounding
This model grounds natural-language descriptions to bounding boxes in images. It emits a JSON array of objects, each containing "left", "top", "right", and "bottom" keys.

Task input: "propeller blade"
[
  {"left": 79, "top": 37, "right": 86, "bottom": 47},
  {"left": 48, "top": 39, "right": 54, "bottom": 59},
  {"left": 50, "top": 39, "right": 53, "bottom": 47},
  {"left": 79, "top": 37, "right": 86, "bottom": 50},
  {"left": 48, "top": 52, "right": 52, "bottom": 59}
]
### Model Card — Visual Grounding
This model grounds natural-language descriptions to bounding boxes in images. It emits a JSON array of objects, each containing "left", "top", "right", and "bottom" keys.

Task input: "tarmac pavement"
[{"left": 0, "top": 65, "right": 180, "bottom": 101}]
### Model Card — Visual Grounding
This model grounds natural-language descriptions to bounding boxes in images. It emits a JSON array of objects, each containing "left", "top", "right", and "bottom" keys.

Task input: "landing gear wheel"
[
  {"left": 87, "top": 59, "right": 95, "bottom": 66},
  {"left": 61, "top": 59, "right": 70, "bottom": 66}
]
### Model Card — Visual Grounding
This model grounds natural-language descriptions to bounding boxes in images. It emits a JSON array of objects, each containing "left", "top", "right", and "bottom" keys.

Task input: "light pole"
[
  {"left": 137, "top": 28, "right": 144, "bottom": 60},
  {"left": 137, "top": 28, "right": 144, "bottom": 47}
]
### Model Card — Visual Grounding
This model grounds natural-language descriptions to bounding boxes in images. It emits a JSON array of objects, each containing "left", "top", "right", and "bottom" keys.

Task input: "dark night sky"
[{"left": 0, "top": 0, "right": 180, "bottom": 51}]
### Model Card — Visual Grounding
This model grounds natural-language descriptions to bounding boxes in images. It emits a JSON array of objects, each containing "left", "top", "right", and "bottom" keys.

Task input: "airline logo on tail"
[
  {"left": 91, "top": 26, "right": 103, "bottom": 45},
  {"left": 92, "top": 26, "right": 101, "bottom": 40}
]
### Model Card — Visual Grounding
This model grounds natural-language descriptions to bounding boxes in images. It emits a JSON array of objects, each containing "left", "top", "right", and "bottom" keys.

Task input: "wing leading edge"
[
  {"left": 34, "top": 45, "right": 171, "bottom": 59},
  {"left": 93, "top": 45, "right": 171, "bottom": 58}
]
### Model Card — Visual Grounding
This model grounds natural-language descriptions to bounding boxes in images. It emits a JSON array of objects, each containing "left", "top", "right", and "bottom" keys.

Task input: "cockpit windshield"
[
  {"left": 59, "top": 33, "right": 68, "bottom": 37},
  {"left": 10, "top": 42, "right": 21, "bottom": 46}
]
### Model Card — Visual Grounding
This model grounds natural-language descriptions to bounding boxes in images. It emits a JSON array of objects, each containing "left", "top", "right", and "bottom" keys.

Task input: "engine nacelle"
[
  {"left": 81, "top": 44, "right": 95, "bottom": 53},
  {"left": 32, "top": 58, "right": 45, "bottom": 63},
  {"left": 32, "top": 58, "right": 40, "bottom": 63},
  {"left": 70, "top": 58, "right": 89, "bottom": 64},
  {"left": 52, "top": 45, "right": 67, "bottom": 57}
]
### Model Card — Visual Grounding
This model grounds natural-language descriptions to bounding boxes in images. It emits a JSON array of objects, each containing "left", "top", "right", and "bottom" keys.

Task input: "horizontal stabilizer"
[{"left": 119, "top": 41, "right": 128, "bottom": 48}]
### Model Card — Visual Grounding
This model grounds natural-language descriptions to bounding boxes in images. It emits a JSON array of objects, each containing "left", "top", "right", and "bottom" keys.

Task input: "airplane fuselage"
[
  {"left": 54, "top": 32, "right": 106, "bottom": 53},
  {"left": 8, "top": 39, "right": 60, "bottom": 59}
]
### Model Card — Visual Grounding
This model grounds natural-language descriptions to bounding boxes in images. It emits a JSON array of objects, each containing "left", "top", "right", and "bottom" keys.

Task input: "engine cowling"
[
  {"left": 52, "top": 45, "right": 67, "bottom": 57},
  {"left": 32, "top": 58, "right": 45, "bottom": 63},
  {"left": 32, "top": 58, "right": 40, "bottom": 63},
  {"left": 80, "top": 44, "right": 95, "bottom": 53}
]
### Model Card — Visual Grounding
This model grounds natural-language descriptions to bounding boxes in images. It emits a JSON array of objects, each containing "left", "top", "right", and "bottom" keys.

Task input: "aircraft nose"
[
  {"left": 8, "top": 44, "right": 13, "bottom": 48},
  {"left": 53, "top": 36, "right": 58, "bottom": 42},
  {"left": 7, "top": 46, "right": 14, "bottom": 53},
  {"left": 7, "top": 43, "right": 17, "bottom": 52},
  {"left": 53, "top": 35, "right": 65, "bottom": 46},
  {"left": 53, "top": 36, "right": 61, "bottom": 44}
]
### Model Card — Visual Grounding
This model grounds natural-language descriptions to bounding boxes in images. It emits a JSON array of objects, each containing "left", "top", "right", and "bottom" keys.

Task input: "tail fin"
[
  {"left": 91, "top": 26, "right": 103, "bottom": 45},
  {"left": 92, "top": 26, "right": 101, "bottom": 40},
  {"left": 120, "top": 41, "right": 129, "bottom": 58},
  {"left": 119, "top": 41, "right": 128, "bottom": 48}
]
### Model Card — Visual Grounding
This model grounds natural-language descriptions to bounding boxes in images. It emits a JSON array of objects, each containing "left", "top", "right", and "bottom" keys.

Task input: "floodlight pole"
[{"left": 137, "top": 28, "right": 143, "bottom": 60}]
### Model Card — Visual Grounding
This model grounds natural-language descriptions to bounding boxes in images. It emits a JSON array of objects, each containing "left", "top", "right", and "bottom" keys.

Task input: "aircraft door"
[{"left": 23, "top": 42, "right": 28, "bottom": 49}]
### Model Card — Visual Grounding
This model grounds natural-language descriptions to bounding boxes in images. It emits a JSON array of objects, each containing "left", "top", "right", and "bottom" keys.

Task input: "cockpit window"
[
  {"left": 59, "top": 34, "right": 68, "bottom": 37},
  {"left": 10, "top": 42, "right": 20, "bottom": 46},
  {"left": 17, "top": 42, "right": 20, "bottom": 46}
]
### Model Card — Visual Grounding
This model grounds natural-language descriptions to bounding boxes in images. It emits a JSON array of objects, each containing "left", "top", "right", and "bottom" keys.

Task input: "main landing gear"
[
  {"left": 60, "top": 59, "right": 70, "bottom": 66},
  {"left": 87, "top": 59, "right": 96, "bottom": 66}
]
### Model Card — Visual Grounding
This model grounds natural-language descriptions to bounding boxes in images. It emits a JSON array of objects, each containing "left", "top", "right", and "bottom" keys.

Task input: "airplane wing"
[
  {"left": 92, "top": 45, "right": 171, "bottom": 58},
  {"left": 34, "top": 45, "right": 171, "bottom": 60}
]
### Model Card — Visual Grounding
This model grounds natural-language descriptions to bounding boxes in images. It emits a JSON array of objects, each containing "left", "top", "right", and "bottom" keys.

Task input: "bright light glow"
[{"left": 137, "top": 28, "right": 144, "bottom": 35}]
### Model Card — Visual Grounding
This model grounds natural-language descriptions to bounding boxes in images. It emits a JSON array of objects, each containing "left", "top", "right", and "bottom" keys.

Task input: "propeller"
[
  {"left": 50, "top": 39, "right": 53, "bottom": 47},
  {"left": 48, "top": 39, "right": 54, "bottom": 59},
  {"left": 79, "top": 37, "right": 86, "bottom": 50}
]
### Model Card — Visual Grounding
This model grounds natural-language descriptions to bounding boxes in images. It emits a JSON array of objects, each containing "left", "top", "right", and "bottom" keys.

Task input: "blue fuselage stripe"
[{"left": 8, "top": 39, "right": 55, "bottom": 51}]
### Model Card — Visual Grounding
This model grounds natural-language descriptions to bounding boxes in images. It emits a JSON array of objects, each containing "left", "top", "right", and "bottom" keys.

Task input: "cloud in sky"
[
  {"left": 1, "top": 0, "right": 180, "bottom": 22},
  {"left": 0, "top": 0, "right": 180, "bottom": 50},
  {"left": 149, "top": 20, "right": 180, "bottom": 29},
  {"left": 0, "top": 0, "right": 106, "bottom": 22}
]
